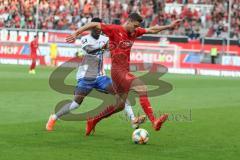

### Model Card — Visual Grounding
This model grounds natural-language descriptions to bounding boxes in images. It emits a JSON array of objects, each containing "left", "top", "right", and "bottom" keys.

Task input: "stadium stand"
[{"left": 0, "top": 0, "right": 239, "bottom": 39}]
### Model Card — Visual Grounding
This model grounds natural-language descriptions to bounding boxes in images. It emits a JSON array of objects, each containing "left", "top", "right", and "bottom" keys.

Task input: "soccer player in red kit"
[
  {"left": 29, "top": 35, "right": 39, "bottom": 74},
  {"left": 66, "top": 13, "right": 181, "bottom": 135}
]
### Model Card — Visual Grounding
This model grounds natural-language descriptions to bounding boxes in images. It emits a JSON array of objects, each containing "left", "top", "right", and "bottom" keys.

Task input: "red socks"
[
  {"left": 92, "top": 96, "right": 156, "bottom": 125},
  {"left": 139, "top": 95, "right": 155, "bottom": 123},
  {"left": 93, "top": 105, "right": 116, "bottom": 123}
]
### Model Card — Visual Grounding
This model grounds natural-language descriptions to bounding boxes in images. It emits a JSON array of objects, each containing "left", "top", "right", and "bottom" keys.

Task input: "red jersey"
[
  {"left": 101, "top": 23, "right": 146, "bottom": 93},
  {"left": 100, "top": 23, "right": 146, "bottom": 71},
  {"left": 30, "top": 39, "right": 38, "bottom": 56}
]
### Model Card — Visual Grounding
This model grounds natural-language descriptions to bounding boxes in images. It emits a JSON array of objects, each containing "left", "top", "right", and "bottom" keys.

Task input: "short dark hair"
[
  {"left": 91, "top": 17, "right": 102, "bottom": 23},
  {"left": 128, "top": 13, "right": 143, "bottom": 23}
]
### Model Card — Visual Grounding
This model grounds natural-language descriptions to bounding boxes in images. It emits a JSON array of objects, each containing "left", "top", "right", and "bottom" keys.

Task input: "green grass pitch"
[{"left": 0, "top": 64, "right": 239, "bottom": 160}]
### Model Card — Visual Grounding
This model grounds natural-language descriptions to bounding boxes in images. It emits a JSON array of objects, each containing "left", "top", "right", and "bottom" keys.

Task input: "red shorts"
[
  {"left": 31, "top": 53, "right": 37, "bottom": 59},
  {"left": 111, "top": 69, "right": 136, "bottom": 94}
]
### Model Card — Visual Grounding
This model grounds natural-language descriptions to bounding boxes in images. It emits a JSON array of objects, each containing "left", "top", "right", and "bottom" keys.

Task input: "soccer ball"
[{"left": 132, "top": 128, "right": 149, "bottom": 144}]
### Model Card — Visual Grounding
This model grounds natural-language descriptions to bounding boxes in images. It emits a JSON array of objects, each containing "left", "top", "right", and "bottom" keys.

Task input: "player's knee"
[
  {"left": 135, "top": 85, "right": 148, "bottom": 96},
  {"left": 131, "top": 79, "right": 147, "bottom": 95},
  {"left": 115, "top": 106, "right": 124, "bottom": 112},
  {"left": 120, "top": 102, "right": 125, "bottom": 110},
  {"left": 74, "top": 95, "right": 85, "bottom": 104},
  {"left": 74, "top": 99, "right": 82, "bottom": 105},
  {"left": 116, "top": 100, "right": 125, "bottom": 110}
]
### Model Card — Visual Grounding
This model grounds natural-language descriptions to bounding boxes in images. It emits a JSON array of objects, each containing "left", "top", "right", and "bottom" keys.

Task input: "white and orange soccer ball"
[{"left": 132, "top": 128, "right": 149, "bottom": 144}]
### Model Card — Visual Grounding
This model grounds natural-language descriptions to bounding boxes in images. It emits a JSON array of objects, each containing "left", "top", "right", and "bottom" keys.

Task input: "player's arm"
[
  {"left": 37, "top": 44, "right": 41, "bottom": 55},
  {"left": 37, "top": 47, "right": 41, "bottom": 55},
  {"left": 66, "top": 22, "right": 101, "bottom": 43},
  {"left": 102, "top": 40, "right": 109, "bottom": 50},
  {"left": 29, "top": 44, "right": 32, "bottom": 54},
  {"left": 145, "top": 19, "right": 182, "bottom": 34}
]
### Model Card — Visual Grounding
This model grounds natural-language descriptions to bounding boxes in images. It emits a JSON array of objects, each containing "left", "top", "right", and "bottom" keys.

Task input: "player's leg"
[
  {"left": 46, "top": 78, "right": 93, "bottom": 131},
  {"left": 85, "top": 72, "right": 150, "bottom": 135},
  {"left": 124, "top": 99, "right": 135, "bottom": 121},
  {"left": 85, "top": 76, "right": 126, "bottom": 135},
  {"left": 93, "top": 76, "right": 146, "bottom": 128},
  {"left": 53, "top": 94, "right": 86, "bottom": 120},
  {"left": 85, "top": 92, "right": 127, "bottom": 135},
  {"left": 100, "top": 77, "right": 146, "bottom": 128},
  {"left": 29, "top": 58, "right": 36, "bottom": 74},
  {"left": 130, "top": 78, "right": 168, "bottom": 131},
  {"left": 124, "top": 99, "right": 146, "bottom": 129}
]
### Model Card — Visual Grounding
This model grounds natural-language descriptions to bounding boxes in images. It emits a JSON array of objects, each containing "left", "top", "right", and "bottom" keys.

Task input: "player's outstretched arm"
[
  {"left": 66, "top": 22, "right": 101, "bottom": 43},
  {"left": 146, "top": 19, "right": 182, "bottom": 34}
]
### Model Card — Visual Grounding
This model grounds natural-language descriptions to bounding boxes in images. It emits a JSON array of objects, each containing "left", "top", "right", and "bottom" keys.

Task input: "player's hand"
[
  {"left": 66, "top": 34, "right": 77, "bottom": 43},
  {"left": 102, "top": 43, "right": 108, "bottom": 50},
  {"left": 169, "top": 19, "right": 182, "bottom": 29}
]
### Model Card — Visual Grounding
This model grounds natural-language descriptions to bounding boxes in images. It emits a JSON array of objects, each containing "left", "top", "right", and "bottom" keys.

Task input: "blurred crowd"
[{"left": 0, "top": 0, "right": 239, "bottom": 39}]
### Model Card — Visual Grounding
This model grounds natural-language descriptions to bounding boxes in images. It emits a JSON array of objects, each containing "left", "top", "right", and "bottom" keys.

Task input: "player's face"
[
  {"left": 128, "top": 20, "right": 141, "bottom": 33},
  {"left": 91, "top": 28, "right": 101, "bottom": 39}
]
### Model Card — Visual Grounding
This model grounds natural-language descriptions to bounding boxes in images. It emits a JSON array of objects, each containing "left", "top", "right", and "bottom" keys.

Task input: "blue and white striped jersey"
[{"left": 76, "top": 34, "right": 109, "bottom": 80}]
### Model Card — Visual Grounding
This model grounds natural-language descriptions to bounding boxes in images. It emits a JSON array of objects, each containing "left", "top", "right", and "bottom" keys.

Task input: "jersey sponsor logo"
[
  {"left": 119, "top": 40, "right": 133, "bottom": 49},
  {"left": 108, "top": 40, "right": 134, "bottom": 51}
]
